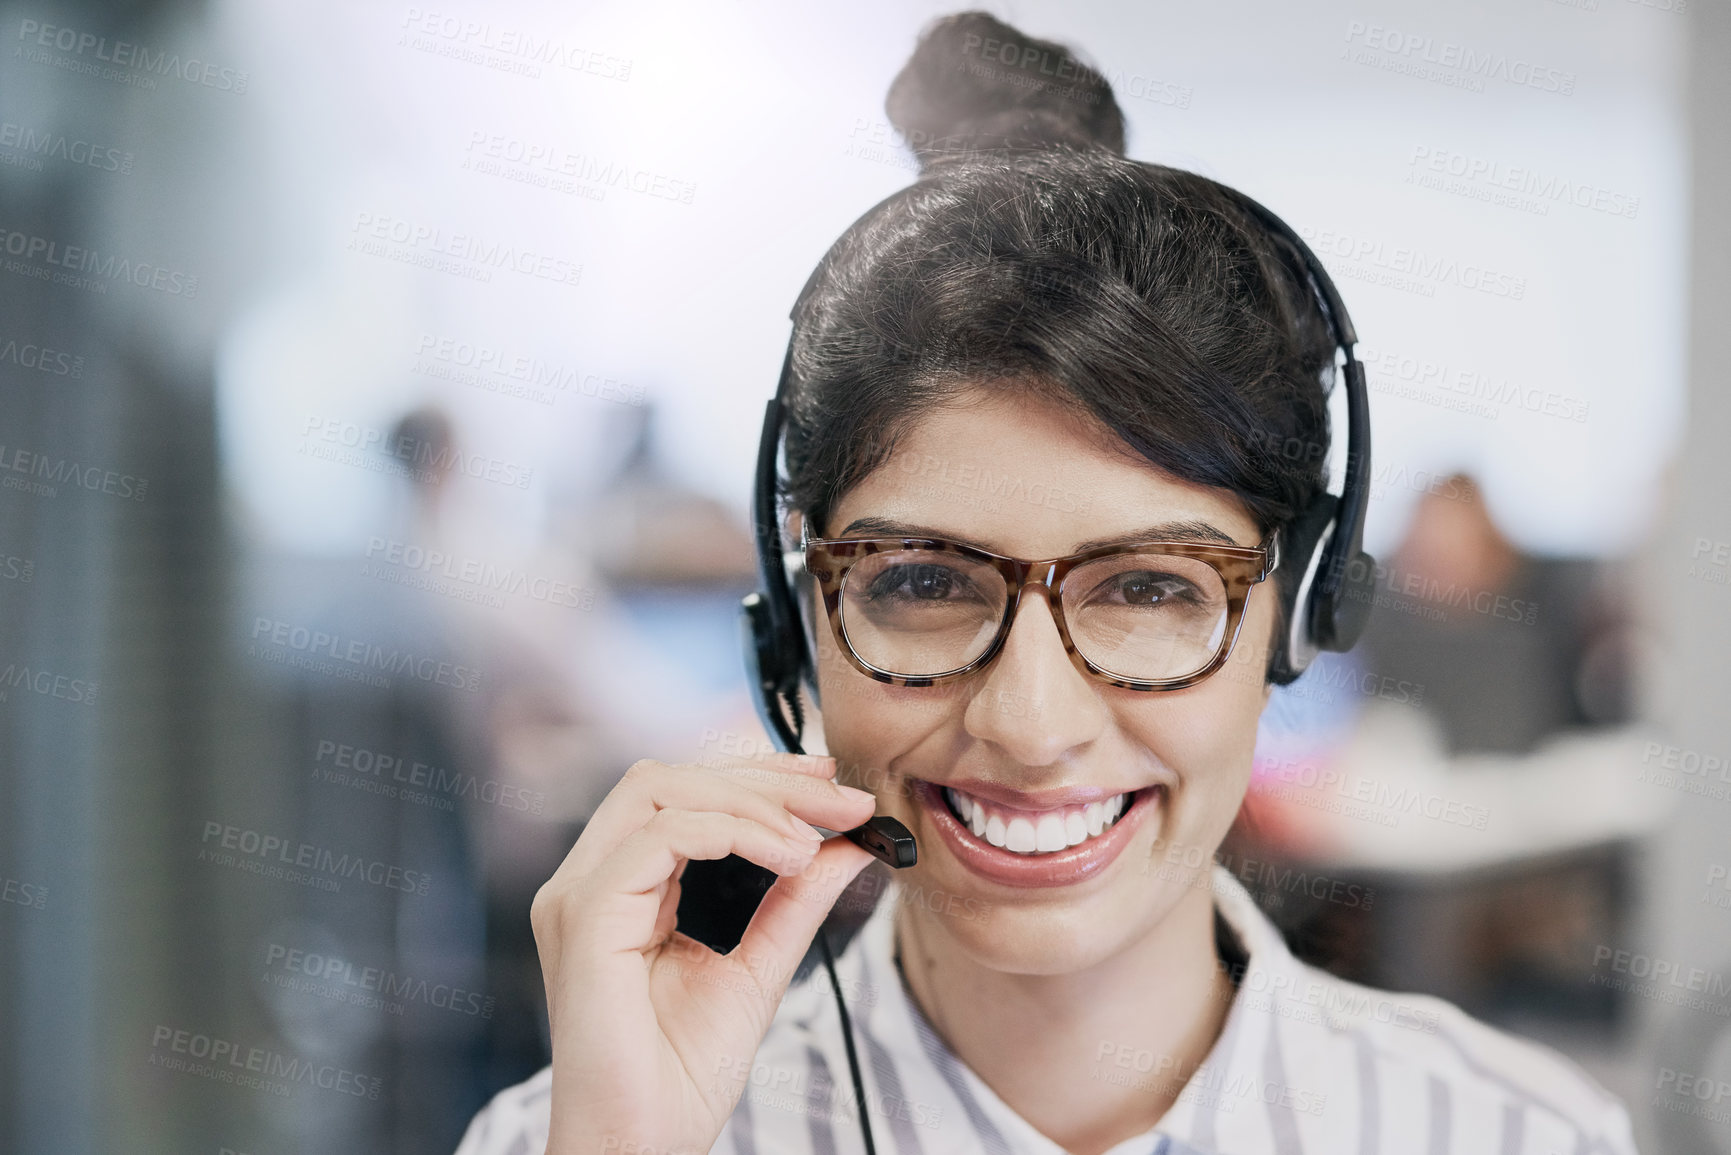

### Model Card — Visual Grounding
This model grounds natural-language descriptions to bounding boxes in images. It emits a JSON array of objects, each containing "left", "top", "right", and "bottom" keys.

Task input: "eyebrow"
[{"left": 834, "top": 517, "right": 1245, "bottom": 553}]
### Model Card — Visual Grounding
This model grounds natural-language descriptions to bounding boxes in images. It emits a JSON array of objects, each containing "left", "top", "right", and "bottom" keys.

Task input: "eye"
[
  {"left": 1093, "top": 570, "right": 1202, "bottom": 607},
  {"left": 865, "top": 562, "right": 979, "bottom": 602}
]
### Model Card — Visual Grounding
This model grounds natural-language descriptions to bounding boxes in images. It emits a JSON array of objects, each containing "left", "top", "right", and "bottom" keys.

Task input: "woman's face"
[{"left": 812, "top": 387, "right": 1275, "bottom": 975}]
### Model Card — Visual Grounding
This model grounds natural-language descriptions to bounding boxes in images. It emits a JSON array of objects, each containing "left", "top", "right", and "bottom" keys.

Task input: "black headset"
[{"left": 690, "top": 179, "right": 1376, "bottom": 1155}]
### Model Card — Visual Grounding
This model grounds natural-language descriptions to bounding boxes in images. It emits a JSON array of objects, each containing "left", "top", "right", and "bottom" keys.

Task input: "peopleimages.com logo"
[
  {"left": 299, "top": 414, "right": 535, "bottom": 489},
  {"left": 248, "top": 615, "right": 483, "bottom": 693},
  {"left": 263, "top": 942, "right": 495, "bottom": 1019},
  {"left": 0, "top": 119, "right": 133, "bottom": 175},
  {"left": 1341, "top": 20, "right": 1576, "bottom": 96},
  {"left": 198, "top": 820, "right": 433, "bottom": 896},
  {"left": 15, "top": 18, "right": 250, "bottom": 94},
  {"left": 148, "top": 1025, "right": 379, "bottom": 1099},
  {"left": 0, "top": 226, "right": 198, "bottom": 297},
  {"left": 0, "top": 332, "right": 85, "bottom": 377}
]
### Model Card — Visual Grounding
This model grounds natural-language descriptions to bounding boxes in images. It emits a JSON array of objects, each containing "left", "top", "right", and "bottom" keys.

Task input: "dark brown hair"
[{"left": 783, "top": 11, "right": 1336, "bottom": 618}]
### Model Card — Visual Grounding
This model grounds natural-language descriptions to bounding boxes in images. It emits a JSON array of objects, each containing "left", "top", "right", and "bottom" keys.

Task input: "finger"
[
  {"left": 695, "top": 750, "right": 838, "bottom": 780},
  {"left": 707, "top": 763, "right": 878, "bottom": 829},
  {"left": 742, "top": 751, "right": 840, "bottom": 779},
  {"left": 597, "top": 809, "right": 823, "bottom": 899},
  {"left": 734, "top": 837, "right": 876, "bottom": 1000},
  {"left": 591, "top": 756, "right": 845, "bottom": 844},
  {"left": 571, "top": 763, "right": 874, "bottom": 874}
]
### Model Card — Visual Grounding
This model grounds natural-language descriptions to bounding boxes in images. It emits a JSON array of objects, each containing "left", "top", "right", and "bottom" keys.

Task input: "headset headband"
[
  {"left": 1223, "top": 192, "right": 1376, "bottom": 667},
  {"left": 745, "top": 342, "right": 805, "bottom": 752}
]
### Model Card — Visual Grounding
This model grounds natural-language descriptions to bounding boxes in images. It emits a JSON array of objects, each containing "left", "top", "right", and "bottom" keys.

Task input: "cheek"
[
  {"left": 814, "top": 631, "right": 958, "bottom": 800},
  {"left": 1128, "top": 687, "right": 1260, "bottom": 806},
  {"left": 1127, "top": 606, "right": 1273, "bottom": 848}
]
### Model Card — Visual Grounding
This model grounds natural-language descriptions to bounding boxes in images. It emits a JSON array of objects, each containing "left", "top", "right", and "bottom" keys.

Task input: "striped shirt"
[{"left": 454, "top": 866, "right": 1638, "bottom": 1154}]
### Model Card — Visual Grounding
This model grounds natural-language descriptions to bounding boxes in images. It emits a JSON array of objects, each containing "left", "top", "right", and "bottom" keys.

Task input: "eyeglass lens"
[{"left": 837, "top": 548, "right": 1231, "bottom": 682}]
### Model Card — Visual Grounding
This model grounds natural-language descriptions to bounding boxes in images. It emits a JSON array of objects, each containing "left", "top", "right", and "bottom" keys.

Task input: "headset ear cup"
[
  {"left": 1314, "top": 550, "right": 1377, "bottom": 653},
  {"left": 740, "top": 595, "right": 786, "bottom": 702},
  {"left": 1267, "top": 495, "right": 1338, "bottom": 686}
]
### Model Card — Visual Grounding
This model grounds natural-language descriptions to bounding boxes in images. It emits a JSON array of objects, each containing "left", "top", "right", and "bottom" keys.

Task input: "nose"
[{"left": 962, "top": 587, "right": 1107, "bottom": 767}]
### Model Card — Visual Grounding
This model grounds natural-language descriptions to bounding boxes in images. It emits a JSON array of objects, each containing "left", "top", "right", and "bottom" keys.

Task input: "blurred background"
[{"left": 0, "top": 0, "right": 1727, "bottom": 1151}]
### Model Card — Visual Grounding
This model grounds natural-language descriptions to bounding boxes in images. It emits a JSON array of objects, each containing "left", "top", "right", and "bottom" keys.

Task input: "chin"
[
  {"left": 913, "top": 893, "right": 1142, "bottom": 976},
  {"left": 903, "top": 881, "right": 1175, "bottom": 976}
]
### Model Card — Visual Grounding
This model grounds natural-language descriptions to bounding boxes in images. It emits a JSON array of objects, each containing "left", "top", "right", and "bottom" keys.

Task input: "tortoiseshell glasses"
[{"left": 802, "top": 534, "right": 1279, "bottom": 692}]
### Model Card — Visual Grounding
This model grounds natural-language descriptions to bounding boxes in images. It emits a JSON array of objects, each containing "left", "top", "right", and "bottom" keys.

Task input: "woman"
[{"left": 456, "top": 13, "right": 1637, "bottom": 1155}]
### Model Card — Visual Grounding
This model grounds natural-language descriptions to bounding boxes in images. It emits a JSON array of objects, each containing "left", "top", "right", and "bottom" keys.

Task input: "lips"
[
  {"left": 912, "top": 778, "right": 1160, "bottom": 888},
  {"left": 941, "top": 785, "right": 1128, "bottom": 852}
]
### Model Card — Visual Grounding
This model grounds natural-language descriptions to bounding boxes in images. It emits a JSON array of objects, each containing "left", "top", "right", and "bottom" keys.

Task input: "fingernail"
[
  {"left": 836, "top": 785, "right": 875, "bottom": 805},
  {"left": 789, "top": 815, "right": 824, "bottom": 842}
]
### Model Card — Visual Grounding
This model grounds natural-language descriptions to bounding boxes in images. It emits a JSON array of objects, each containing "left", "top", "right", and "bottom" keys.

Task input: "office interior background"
[{"left": 2, "top": 0, "right": 1729, "bottom": 1151}]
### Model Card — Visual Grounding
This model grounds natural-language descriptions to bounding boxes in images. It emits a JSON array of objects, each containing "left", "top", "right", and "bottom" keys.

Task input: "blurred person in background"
[
  {"left": 386, "top": 401, "right": 761, "bottom": 1097},
  {"left": 1361, "top": 472, "right": 1634, "bottom": 753},
  {"left": 1233, "top": 472, "right": 1654, "bottom": 1033}
]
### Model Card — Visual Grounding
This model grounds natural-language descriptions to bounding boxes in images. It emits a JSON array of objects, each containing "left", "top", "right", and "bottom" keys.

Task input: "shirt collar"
[{"left": 833, "top": 864, "right": 1310, "bottom": 1154}]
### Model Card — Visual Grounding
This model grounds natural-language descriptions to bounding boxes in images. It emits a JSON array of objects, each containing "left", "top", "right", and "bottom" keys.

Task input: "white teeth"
[
  {"left": 941, "top": 785, "right": 1135, "bottom": 855},
  {"left": 1035, "top": 814, "right": 1068, "bottom": 852},
  {"left": 1084, "top": 801, "right": 1105, "bottom": 837}
]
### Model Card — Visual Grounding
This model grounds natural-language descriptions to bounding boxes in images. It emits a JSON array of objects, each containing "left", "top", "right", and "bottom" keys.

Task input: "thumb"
[{"left": 733, "top": 837, "right": 875, "bottom": 1001}]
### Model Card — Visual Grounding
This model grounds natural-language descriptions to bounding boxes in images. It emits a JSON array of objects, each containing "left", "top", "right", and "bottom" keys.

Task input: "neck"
[{"left": 893, "top": 884, "right": 1235, "bottom": 1155}]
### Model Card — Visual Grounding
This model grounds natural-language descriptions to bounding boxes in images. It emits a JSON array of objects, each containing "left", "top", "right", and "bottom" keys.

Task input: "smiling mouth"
[{"left": 939, "top": 785, "right": 1136, "bottom": 855}]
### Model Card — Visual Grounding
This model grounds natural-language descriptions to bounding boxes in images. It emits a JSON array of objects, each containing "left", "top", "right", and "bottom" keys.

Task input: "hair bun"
[{"left": 885, "top": 11, "right": 1125, "bottom": 173}]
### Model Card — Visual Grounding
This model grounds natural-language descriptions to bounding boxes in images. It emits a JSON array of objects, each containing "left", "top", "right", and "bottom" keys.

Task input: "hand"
[{"left": 531, "top": 753, "right": 879, "bottom": 1155}]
